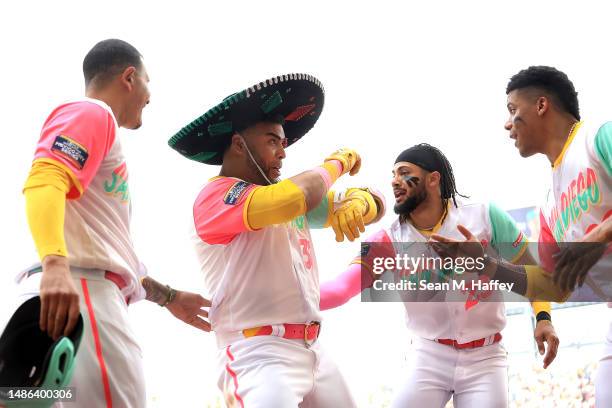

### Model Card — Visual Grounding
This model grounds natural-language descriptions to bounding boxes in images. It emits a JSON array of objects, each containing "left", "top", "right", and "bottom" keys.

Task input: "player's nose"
[
  {"left": 391, "top": 174, "right": 402, "bottom": 188},
  {"left": 504, "top": 119, "right": 512, "bottom": 131}
]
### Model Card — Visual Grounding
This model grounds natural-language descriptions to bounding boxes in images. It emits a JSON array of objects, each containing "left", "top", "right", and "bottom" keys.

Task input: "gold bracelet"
[{"left": 160, "top": 285, "right": 177, "bottom": 307}]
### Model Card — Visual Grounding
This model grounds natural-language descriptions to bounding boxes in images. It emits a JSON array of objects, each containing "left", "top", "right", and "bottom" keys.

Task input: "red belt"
[
  {"left": 104, "top": 271, "right": 128, "bottom": 290},
  {"left": 242, "top": 322, "right": 321, "bottom": 347},
  {"left": 436, "top": 332, "right": 502, "bottom": 349},
  {"left": 104, "top": 271, "right": 131, "bottom": 305},
  {"left": 27, "top": 268, "right": 130, "bottom": 304}
]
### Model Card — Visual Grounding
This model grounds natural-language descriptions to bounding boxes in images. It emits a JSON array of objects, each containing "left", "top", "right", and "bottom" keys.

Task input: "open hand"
[
  {"left": 166, "top": 291, "right": 212, "bottom": 332},
  {"left": 553, "top": 242, "right": 607, "bottom": 292},
  {"left": 534, "top": 320, "right": 559, "bottom": 369},
  {"left": 429, "top": 224, "right": 485, "bottom": 262}
]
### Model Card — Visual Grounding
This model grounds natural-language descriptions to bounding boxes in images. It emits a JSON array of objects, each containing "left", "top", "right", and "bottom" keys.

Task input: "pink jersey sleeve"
[
  {"left": 319, "top": 229, "right": 394, "bottom": 311},
  {"left": 33, "top": 101, "right": 115, "bottom": 198},
  {"left": 351, "top": 229, "right": 396, "bottom": 271},
  {"left": 320, "top": 263, "right": 371, "bottom": 311},
  {"left": 538, "top": 210, "right": 559, "bottom": 274},
  {"left": 194, "top": 177, "right": 258, "bottom": 245}
]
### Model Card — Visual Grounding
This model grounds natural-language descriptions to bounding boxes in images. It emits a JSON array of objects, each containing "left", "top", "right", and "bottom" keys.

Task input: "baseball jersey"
[
  {"left": 193, "top": 176, "right": 321, "bottom": 335},
  {"left": 20, "top": 98, "right": 145, "bottom": 301},
  {"left": 359, "top": 201, "right": 528, "bottom": 343},
  {"left": 539, "top": 121, "right": 612, "bottom": 302}
]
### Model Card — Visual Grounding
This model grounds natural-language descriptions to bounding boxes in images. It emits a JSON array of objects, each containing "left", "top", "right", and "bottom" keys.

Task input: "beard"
[
  {"left": 245, "top": 155, "right": 270, "bottom": 184},
  {"left": 243, "top": 143, "right": 278, "bottom": 185},
  {"left": 246, "top": 160, "right": 279, "bottom": 184},
  {"left": 393, "top": 187, "right": 427, "bottom": 216}
]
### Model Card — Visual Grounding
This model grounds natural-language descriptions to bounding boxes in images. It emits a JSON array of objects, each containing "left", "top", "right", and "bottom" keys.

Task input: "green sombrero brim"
[{"left": 168, "top": 73, "right": 324, "bottom": 165}]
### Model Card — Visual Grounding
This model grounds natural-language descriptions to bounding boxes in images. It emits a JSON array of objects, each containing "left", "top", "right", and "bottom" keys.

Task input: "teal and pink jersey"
[
  {"left": 194, "top": 177, "right": 259, "bottom": 245},
  {"left": 193, "top": 176, "right": 322, "bottom": 343},
  {"left": 539, "top": 121, "right": 612, "bottom": 301},
  {"left": 21, "top": 98, "right": 146, "bottom": 301},
  {"left": 33, "top": 99, "right": 117, "bottom": 198},
  {"left": 320, "top": 201, "right": 529, "bottom": 343}
]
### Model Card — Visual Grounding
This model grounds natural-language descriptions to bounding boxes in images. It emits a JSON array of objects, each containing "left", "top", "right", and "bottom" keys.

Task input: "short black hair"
[
  {"left": 83, "top": 39, "right": 142, "bottom": 87},
  {"left": 506, "top": 66, "right": 580, "bottom": 120}
]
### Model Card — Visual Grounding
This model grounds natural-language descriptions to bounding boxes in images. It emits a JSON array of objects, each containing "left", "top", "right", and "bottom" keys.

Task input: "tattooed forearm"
[
  {"left": 142, "top": 276, "right": 170, "bottom": 305},
  {"left": 490, "top": 259, "right": 528, "bottom": 295}
]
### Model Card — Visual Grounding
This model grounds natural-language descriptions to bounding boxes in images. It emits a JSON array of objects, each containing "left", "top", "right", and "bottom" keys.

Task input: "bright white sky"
[{"left": 1, "top": 1, "right": 611, "bottom": 406}]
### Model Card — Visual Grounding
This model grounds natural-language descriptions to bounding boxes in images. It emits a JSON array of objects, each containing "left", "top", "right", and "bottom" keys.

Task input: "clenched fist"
[{"left": 325, "top": 148, "right": 361, "bottom": 176}]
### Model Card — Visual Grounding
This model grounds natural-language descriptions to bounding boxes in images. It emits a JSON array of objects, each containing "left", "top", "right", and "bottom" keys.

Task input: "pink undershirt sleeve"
[{"left": 319, "top": 263, "right": 374, "bottom": 311}]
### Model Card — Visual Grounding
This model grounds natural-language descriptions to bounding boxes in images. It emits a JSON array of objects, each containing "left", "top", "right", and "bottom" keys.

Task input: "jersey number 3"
[{"left": 299, "top": 238, "right": 313, "bottom": 270}]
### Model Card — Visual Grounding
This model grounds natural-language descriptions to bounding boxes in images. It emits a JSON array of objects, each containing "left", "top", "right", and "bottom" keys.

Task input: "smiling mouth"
[{"left": 394, "top": 189, "right": 406, "bottom": 201}]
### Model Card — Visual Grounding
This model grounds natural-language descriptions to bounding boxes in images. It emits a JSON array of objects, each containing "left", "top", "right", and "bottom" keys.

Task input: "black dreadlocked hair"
[
  {"left": 415, "top": 143, "right": 468, "bottom": 209},
  {"left": 506, "top": 66, "right": 580, "bottom": 120}
]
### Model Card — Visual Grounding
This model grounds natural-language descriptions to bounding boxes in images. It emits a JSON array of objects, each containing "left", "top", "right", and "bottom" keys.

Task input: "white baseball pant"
[
  {"left": 11, "top": 268, "right": 145, "bottom": 408},
  {"left": 391, "top": 337, "right": 508, "bottom": 408},
  {"left": 216, "top": 335, "right": 356, "bottom": 408}
]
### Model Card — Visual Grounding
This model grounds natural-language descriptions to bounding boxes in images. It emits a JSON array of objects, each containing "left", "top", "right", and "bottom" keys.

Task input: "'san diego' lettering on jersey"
[
  {"left": 548, "top": 167, "right": 601, "bottom": 241},
  {"left": 290, "top": 215, "right": 305, "bottom": 230},
  {"left": 104, "top": 163, "right": 130, "bottom": 203}
]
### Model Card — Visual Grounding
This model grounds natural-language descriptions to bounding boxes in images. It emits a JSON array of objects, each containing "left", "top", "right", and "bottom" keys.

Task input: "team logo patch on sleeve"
[
  {"left": 51, "top": 135, "right": 89, "bottom": 169},
  {"left": 512, "top": 231, "right": 524, "bottom": 248},
  {"left": 223, "top": 181, "right": 251, "bottom": 205}
]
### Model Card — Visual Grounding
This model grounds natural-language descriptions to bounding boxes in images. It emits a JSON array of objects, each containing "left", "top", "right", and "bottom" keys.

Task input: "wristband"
[
  {"left": 536, "top": 311, "right": 552, "bottom": 322},
  {"left": 315, "top": 160, "right": 343, "bottom": 188}
]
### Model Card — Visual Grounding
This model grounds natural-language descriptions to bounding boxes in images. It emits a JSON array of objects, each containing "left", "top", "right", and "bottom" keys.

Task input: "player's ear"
[
  {"left": 428, "top": 171, "right": 441, "bottom": 187},
  {"left": 230, "top": 133, "right": 246, "bottom": 155},
  {"left": 120, "top": 66, "right": 137, "bottom": 91},
  {"left": 536, "top": 96, "right": 549, "bottom": 117}
]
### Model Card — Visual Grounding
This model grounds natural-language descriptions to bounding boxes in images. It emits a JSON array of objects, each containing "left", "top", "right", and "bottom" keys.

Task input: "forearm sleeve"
[
  {"left": 525, "top": 265, "right": 572, "bottom": 303},
  {"left": 247, "top": 179, "right": 307, "bottom": 229},
  {"left": 531, "top": 301, "right": 552, "bottom": 316},
  {"left": 24, "top": 161, "right": 73, "bottom": 259}
]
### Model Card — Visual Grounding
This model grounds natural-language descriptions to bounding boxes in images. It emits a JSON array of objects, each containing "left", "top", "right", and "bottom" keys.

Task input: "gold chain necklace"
[
  {"left": 411, "top": 203, "right": 448, "bottom": 231},
  {"left": 567, "top": 121, "right": 578, "bottom": 140}
]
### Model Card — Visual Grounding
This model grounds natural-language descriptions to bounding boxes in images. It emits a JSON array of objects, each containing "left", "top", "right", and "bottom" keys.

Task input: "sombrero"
[{"left": 168, "top": 73, "right": 324, "bottom": 165}]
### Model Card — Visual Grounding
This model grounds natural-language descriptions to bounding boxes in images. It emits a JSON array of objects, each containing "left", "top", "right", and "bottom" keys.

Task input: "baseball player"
[
  {"left": 12, "top": 39, "right": 211, "bottom": 407},
  {"left": 430, "top": 66, "right": 611, "bottom": 406},
  {"left": 501, "top": 66, "right": 611, "bottom": 407},
  {"left": 319, "top": 143, "right": 559, "bottom": 408},
  {"left": 167, "top": 73, "right": 385, "bottom": 407}
]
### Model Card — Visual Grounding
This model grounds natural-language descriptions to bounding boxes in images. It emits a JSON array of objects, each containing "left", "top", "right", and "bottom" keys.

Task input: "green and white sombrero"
[{"left": 168, "top": 73, "right": 324, "bottom": 165}]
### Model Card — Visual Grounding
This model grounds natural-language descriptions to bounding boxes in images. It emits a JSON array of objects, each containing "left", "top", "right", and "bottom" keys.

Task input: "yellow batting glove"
[
  {"left": 331, "top": 196, "right": 367, "bottom": 242},
  {"left": 325, "top": 148, "right": 361, "bottom": 176},
  {"left": 345, "top": 188, "right": 379, "bottom": 224},
  {"left": 328, "top": 187, "right": 386, "bottom": 242}
]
